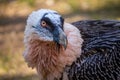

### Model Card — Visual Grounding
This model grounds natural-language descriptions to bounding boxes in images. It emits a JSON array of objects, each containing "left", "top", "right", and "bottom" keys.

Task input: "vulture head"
[
  {"left": 24, "top": 9, "right": 67, "bottom": 49},
  {"left": 24, "top": 9, "right": 83, "bottom": 80}
]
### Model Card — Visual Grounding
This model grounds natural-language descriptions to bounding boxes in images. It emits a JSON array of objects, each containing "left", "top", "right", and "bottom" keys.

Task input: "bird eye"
[{"left": 41, "top": 21, "right": 47, "bottom": 27}]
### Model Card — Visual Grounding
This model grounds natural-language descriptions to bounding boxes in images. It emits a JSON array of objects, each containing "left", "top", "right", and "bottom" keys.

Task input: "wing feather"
[{"left": 67, "top": 20, "right": 120, "bottom": 80}]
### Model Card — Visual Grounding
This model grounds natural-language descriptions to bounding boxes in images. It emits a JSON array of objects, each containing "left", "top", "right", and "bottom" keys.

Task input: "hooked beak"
[
  {"left": 53, "top": 27, "right": 68, "bottom": 50},
  {"left": 59, "top": 32, "right": 68, "bottom": 49}
]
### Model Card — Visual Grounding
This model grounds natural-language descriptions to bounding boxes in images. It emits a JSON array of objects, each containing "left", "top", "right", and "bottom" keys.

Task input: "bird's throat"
[{"left": 24, "top": 40, "right": 66, "bottom": 79}]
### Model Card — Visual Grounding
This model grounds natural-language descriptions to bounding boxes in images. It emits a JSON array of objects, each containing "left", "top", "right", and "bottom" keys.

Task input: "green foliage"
[
  {"left": 67, "top": 0, "right": 120, "bottom": 11},
  {"left": 66, "top": 0, "right": 80, "bottom": 11},
  {"left": 0, "top": 52, "right": 11, "bottom": 72},
  {"left": 18, "top": 0, "right": 35, "bottom": 6}
]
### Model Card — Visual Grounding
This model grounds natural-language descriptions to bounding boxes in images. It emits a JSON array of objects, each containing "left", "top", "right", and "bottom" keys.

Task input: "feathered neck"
[{"left": 23, "top": 23, "right": 83, "bottom": 80}]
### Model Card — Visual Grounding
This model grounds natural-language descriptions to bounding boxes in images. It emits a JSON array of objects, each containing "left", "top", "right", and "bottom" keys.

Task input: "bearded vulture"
[{"left": 23, "top": 9, "right": 120, "bottom": 80}]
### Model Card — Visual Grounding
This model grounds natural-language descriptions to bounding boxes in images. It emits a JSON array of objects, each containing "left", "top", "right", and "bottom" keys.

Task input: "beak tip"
[
  {"left": 64, "top": 45, "right": 67, "bottom": 50},
  {"left": 58, "top": 37, "right": 68, "bottom": 50},
  {"left": 61, "top": 36, "right": 68, "bottom": 50}
]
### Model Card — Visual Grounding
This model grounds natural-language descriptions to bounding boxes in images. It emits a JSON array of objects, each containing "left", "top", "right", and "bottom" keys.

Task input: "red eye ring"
[{"left": 41, "top": 21, "right": 47, "bottom": 27}]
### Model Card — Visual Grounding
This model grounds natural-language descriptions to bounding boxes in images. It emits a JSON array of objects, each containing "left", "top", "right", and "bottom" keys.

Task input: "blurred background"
[{"left": 0, "top": 0, "right": 120, "bottom": 80}]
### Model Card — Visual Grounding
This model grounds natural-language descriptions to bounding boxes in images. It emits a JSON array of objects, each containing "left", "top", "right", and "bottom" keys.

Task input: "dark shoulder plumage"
[
  {"left": 72, "top": 20, "right": 120, "bottom": 59},
  {"left": 67, "top": 20, "right": 120, "bottom": 80}
]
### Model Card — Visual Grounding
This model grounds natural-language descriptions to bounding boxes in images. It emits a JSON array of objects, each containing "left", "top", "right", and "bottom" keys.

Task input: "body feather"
[{"left": 67, "top": 20, "right": 120, "bottom": 80}]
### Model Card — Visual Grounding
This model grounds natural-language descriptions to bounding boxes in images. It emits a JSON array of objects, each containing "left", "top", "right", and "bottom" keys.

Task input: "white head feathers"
[
  {"left": 26, "top": 9, "right": 58, "bottom": 27},
  {"left": 24, "top": 9, "right": 62, "bottom": 43}
]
